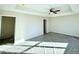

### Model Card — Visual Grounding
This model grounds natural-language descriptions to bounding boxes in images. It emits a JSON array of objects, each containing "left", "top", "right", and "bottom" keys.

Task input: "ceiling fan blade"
[
  {"left": 53, "top": 12, "right": 57, "bottom": 14},
  {"left": 55, "top": 10, "right": 60, "bottom": 12},
  {"left": 53, "top": 10, "right": 60, "bottom": 14}
]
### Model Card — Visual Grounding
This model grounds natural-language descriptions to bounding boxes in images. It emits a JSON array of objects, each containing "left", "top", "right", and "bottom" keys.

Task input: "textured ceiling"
[{"left": 0, "top": 4, "right": 79, "bottom": 17}]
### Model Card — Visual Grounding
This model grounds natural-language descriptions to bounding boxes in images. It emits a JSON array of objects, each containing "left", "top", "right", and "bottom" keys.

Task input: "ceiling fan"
[{"left": 49, "top": 8, "right": 60, "bottom": 14}]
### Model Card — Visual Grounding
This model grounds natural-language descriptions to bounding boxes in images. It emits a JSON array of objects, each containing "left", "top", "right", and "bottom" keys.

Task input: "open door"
[
  {"left": 0, "top": 16, "right": 15, "bottom": 44},
  {"left": 43, "top": 19, "right": 47, "bottom": 34}
]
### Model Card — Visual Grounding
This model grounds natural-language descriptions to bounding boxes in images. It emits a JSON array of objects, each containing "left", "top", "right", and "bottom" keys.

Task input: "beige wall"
[
  {"left": 49, "top": 14, "right": 79, "bottom": 37},
  {"left": 0, "top": 10, "right": 46, "bottom": 44}
]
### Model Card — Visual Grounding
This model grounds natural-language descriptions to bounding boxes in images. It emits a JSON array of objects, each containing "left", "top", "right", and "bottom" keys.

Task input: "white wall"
[
  {"left": 50, "top": 14, "right": 79, "bottom": 37},
  {"left": 0, "top": 16, "right": 1, "bottom": 37},
  {"left": 0, "top": 10, "right": 45, "bottom": 44},
  {"left": 2, "top": 8, "right": 79, "bottom": 44},
  {"left": 22, "top": 14, "right": 44, "bottom": 41}
]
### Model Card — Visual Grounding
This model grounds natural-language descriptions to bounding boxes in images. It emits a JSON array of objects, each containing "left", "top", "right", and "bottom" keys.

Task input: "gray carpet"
[
  {"left": 0, "top": 32, "right": 79, "bottom": 54},
  {"left": 26, "top": 32, "right": 79, "bottom": 54}
]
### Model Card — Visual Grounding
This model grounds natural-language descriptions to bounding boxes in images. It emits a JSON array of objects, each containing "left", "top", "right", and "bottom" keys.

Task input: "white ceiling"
[{"left": 0, "top": 4, "right": 79, "bottom": 17}]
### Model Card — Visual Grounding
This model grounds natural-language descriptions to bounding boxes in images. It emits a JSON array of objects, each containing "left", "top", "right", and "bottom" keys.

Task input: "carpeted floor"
[{"left": 0, "top": 32, "right": 79, "bottom": 54}]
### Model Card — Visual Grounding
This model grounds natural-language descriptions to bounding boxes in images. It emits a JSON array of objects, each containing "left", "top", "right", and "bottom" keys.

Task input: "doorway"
[
  {"left": 43, "top": 19, "right": 47, "bottom": 34},
  {"left": 0, "top": 16, "right": 15, "bottom": 45}
]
